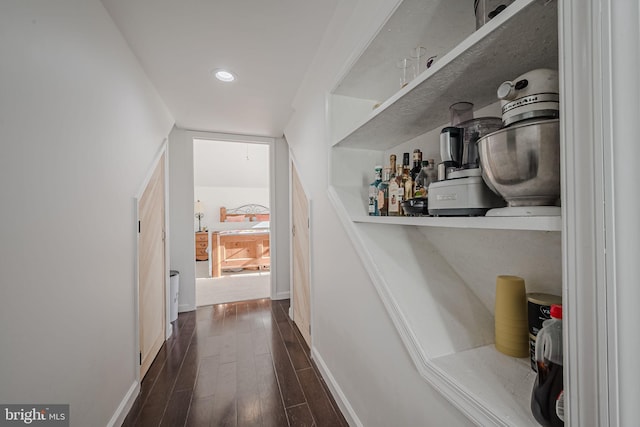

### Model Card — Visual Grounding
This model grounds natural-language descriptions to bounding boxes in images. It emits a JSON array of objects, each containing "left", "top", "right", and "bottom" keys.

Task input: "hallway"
[{"left": 123, "top": 299, "right": 347, "bottom": 426}]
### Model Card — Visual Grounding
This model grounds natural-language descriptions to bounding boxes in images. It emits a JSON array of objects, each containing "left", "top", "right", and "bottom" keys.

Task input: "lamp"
[{"left": 195, "top": 200, "right": 204, "bottom": 231}]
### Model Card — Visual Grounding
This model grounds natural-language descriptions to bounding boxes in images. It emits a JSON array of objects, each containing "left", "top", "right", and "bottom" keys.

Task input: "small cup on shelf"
[
  {"left": 494, "top": 275, "right": 529, "bottom": 357},
  {"left": 397, "top": 58, "right": 415, "bottom": 88}
]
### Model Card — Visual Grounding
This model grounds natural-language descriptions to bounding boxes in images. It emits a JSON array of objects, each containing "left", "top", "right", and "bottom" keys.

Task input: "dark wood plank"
[
  {"left": 160, "top": 389, "right": 192, "bottom": 427},
  {"left": 219, "top": 333, "right": 238, "bottom": 364},
  {"left": 271, "top": 299, "right": 289, "bottom": 323},
  {"left": 197, "top": 335, "right": 224, "bottom": 359},
  {"left": 211, "top": 361, "right": 238, "bottom": 426},
  {"left": 277, "top": 319, "right": 311, "bottom": 371},
  {"left": 174, "top": 343, "right": 199, "bottom": 392},
  {"left": 297, "top": 368, "right": 344, "bottom": 427},
  {"left": 286, "top": 403, "right": 315, "bottom": 427},
  {"left": 236, "top": 332, "right": 262, "bottom": 427},
  {"left": 255, "top": 353, "right": 288, "bottom": 427},
  {"left": 221, "top": 303, "right": 238, "bottom": 334},
  {"left": 251, "top": 326, "right": 270, "bottom": 356},
  {"left": 193, "top": 356, "right": 220, "bottom": 399},
  {"left": 185, "top": 396, "right": 214, "bottom": 427},
  {"left": 268, "top": 314, "right": 306, "bottom": 408}
]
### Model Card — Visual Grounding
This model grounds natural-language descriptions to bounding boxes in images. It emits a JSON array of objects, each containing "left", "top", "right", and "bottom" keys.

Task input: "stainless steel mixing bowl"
[{"left": 478, "top": 118, "right": 560, "bottom": 206}]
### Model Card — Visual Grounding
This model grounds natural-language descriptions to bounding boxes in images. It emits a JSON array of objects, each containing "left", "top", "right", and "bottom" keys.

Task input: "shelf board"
[
  {"left": 333, "top": 0, "right": 558, "bottom": 150},
  {"left": 352, "top": 214, "right": 561, "bottom": 232},
  {"left": 329, "top": 186, "right": 561, "bottom": 231},
  {"left": 431, "top": 344, "right": 538, "bottom": 426}
]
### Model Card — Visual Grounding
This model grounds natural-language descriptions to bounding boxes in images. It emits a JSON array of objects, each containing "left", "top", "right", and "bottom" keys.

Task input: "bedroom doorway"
[{"left": 192, "top": 138, "right": 271, "bottom": 307}]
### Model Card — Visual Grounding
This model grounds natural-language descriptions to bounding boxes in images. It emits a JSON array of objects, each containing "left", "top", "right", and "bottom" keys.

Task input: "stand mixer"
[
  {"left": 478, "top": 68, "right": 561, "bottom": 217},
  {"left": 428, "top": 117, "right": 505, "bottom": 216}
]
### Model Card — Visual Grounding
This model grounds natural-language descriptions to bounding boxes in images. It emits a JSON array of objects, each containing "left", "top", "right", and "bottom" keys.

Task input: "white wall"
[
  {"left": 0, "top": 1, "right": 174, "bottom": 426},
  {"left": 193, "top": 139, "right": 270, "bottom": 188},
  {"left": 193, "top": 139, "right": 270, "bottom": 230},
  {"left": 168, "top": 127, "right": 196, "bottom": 312},
  {"left": 169, "top": 130, "right": 291, "bottom": 310},
  {"left": 284, "top": 0, "right": 473, "bottom": 425},
  {"left": 272, "top": 137, "right": 291, "bottom": 299}
]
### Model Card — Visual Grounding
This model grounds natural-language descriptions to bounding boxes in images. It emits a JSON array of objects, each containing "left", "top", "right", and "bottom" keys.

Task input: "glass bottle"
[
  {"left": 388, "top": 157, "right": 400, "bottom": 216},
  {"left": 410, "top": 149, "right": 423, "bottom": 183},
  {"left": 403, "top": 164, "right": 413, "bottom": 202},
  {"left": 396, "top": 165, "right": 405, "bottom": 216},
  {"left": 368, "top": 166, "right": 382, "bottom": 216},
  {"left": 377, "top": 167, "right": 391, "bottom": 216},
  {"left": 414, "top": 160, "right": 430, "bottom": 198}
]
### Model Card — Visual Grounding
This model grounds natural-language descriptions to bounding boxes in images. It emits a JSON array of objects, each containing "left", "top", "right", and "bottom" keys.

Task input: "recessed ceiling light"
[{"left": 213, "top": 69, "right": 236, "bottom": 82}]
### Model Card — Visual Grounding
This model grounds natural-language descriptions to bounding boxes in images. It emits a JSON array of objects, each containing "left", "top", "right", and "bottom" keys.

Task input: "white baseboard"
[
  {"left": 107, "top": 380, "right": 139, "bottom": 427},
  {"left": 311, "top": 347, "right": 362, "bottom": 427},
  {"left": 273, "top": 291, "right": 290, "bottom": 300},
  {"left": 178, "top": 303, "right": 196, "bottom": 312}
]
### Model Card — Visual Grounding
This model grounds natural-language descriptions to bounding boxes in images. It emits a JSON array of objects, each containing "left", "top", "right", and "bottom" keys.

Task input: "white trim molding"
[
  {"left": 106, "top": 381, "right": 139, "bottom": 427},
  {"left": 558, "top": 0, "right": 640, "bottom": 425},
  {"left": 559, "top": 0, "right": 608, "bottom": 424},
  {"left": 311, "top": 347, "right": 363, "bottom": 427}
]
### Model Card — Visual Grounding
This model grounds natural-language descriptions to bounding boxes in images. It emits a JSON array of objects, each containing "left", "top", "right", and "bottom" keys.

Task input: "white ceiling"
[{"left": 100, "top": 0, "right": 340, "bottom": 138}]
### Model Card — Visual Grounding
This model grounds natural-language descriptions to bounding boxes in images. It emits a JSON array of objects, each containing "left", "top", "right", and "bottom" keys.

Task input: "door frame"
[
  {"left": 288, "top": 150, "right": 313, "bottom": 346},
  {"left": 134, "top": 140, "right": 170, "bottom": 383},
  {"left": 190, "top": 133, "right": 277, "bottom": 300}
]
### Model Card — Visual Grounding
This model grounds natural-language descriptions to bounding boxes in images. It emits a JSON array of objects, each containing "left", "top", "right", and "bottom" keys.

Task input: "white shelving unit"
[
  {"left": 332, "top": 0, "right": 558, "bottom": 149},
  {"left": 327, "top": 0, "right": 561, "bottom": 426}
]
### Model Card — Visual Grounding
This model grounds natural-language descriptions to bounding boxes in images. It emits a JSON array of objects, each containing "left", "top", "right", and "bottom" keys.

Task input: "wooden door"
[
  {"left": 291, "top": 162, "right": 311, "bottom": 346},
  {"left": 138, "top": 155, "right": 166, "bottom": 379}
]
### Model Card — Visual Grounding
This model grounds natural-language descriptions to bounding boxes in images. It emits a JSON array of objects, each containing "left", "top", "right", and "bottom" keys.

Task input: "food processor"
[{"left": 428, "top": 115, "right": 505, "bottom": 216}]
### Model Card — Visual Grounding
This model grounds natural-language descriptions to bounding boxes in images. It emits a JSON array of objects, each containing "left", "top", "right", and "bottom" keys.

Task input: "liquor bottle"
[
  {"left": 396, "top": 165, "right": 405, "bottom": 216},
  {"left": 402, "top": 152, "right": 410, "bottom": 174},
  {"left": 414, "top": 160, "right": 430, "bottom": 198},
  {"left": 410, "top": 149, "right": 423, "bottom": 182},
  {"left": 403, "top": 164, "right": 413, "bottom": 202},
  {"left": 378, "top": 167, "right": 391, "bottom": 216},
  {"left": 388, "top": 155, "right": 400, "bottom": 216},
  {"left": 368, "top": 165, "right": 382, "bottom": 216}
]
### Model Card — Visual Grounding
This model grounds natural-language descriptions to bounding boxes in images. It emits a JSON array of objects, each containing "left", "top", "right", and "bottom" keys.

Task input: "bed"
[{"left": 211, "top": 204, "right": 270, "bottom": 277}]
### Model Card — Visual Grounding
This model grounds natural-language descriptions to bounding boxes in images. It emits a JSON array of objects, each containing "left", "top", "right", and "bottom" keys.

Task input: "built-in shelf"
[
  {"left": 330, "top": 186, "right": 562, "bottom": 231},
  {"left": 432, "top": 344, "right": 538, "bottom": 426},
  {"left": 352, "top": 214, "right": 561, "bottom": 232},
  {"left": 333, "top": 0, "right": 558, "bottom": 150},
  {"left": 327, "top": 0, "right": 560, "bottom": 425}
]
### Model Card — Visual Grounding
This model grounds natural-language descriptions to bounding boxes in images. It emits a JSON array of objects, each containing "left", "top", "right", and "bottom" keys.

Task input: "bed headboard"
[{"left": 220, "top": 204, "right": 270, "bottom": 222}]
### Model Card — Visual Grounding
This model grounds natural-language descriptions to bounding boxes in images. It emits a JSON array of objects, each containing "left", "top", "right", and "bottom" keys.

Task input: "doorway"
[{"left": 192, "top": 138, "right": 272, "bottom": 306}]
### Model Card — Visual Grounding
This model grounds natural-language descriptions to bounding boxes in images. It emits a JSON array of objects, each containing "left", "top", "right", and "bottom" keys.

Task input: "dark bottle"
[
  {"left": 531, "top": 304, "right": 564, "bottom": 427},
  {"left": 402, "top": 152, "right": 410, "bottom": 171},
  {"left": 368, "top": 166, "right": 382, "bottom": 216},
  {"left": 377, "top": 167, "right": 391, "bottom": 216},
  {"left": 410, "top": 149, "right": 423, "bottom": 182}
]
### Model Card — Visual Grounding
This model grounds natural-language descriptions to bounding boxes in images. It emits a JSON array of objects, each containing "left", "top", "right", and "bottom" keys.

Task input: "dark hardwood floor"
[{"left": 123, "top": 299, "right": 348, "bottom": 427}]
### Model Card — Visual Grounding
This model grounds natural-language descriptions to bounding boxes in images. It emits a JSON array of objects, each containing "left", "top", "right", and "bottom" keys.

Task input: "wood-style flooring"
[{"left": 123, "top": 299, "right": 348, "bottom": 427}]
